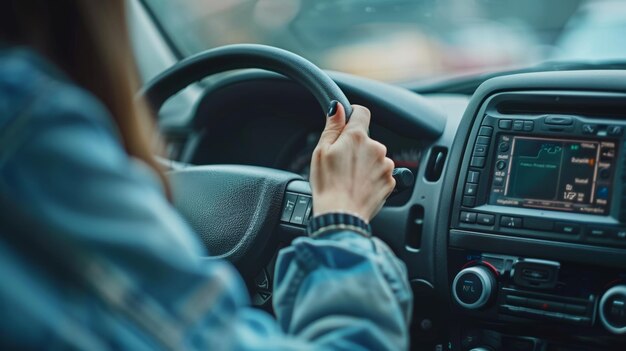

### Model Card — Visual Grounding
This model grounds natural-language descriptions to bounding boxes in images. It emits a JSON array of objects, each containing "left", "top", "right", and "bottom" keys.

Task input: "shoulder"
[
  {"left": 0, "top": 48, "right": 115, "bottom": 132},
  {"left": 0, "top": 48, "right": 119, "bottom": 157}
]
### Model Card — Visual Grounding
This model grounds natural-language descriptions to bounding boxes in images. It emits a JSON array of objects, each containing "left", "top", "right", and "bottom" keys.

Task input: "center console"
[{"left": 446, "top": 90, "right": 626, "bottom": 350}]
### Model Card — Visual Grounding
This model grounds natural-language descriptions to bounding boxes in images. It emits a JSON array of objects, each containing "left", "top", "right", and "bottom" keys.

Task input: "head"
[{"left": 0, "top": 0, "right": 170, "bottom": 196}]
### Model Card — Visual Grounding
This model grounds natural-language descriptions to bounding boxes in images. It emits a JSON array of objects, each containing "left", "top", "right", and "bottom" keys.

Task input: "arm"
[{"left": 0, "top": 80, "right": 411, "bottom": 350}]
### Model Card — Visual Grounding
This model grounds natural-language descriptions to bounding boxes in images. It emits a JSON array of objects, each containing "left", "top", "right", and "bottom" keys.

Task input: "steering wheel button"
[
  {"left": 290, "top": 195, "right": 311, "bottom": 225},
  {"left": 304, "top": 200, "right": 313, "bottom": 223},
  {"left": 281, "top": 193, "right": 298, "bottom": 222}
]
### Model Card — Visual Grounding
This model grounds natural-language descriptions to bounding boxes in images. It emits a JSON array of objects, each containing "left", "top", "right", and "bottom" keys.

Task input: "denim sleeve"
[
  {"left": 272, "top": 232, "right": 413, "bottom": 350},
  {"left": 0, "top": 72, "right": 412, "bottom": 350}
]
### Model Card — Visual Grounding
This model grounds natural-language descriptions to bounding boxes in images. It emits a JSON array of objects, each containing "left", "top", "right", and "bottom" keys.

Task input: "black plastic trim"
[{"left": 450, "top": 229, "right": 626, "bottom": 269}]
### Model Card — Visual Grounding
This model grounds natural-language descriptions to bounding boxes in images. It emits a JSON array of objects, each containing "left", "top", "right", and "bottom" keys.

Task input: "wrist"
[
  {"left": 312, "top": 209, "right": 369, "bottom": 224},
  {"left": 306, "top": 212, "right": 372, "bottom": 239},
  {"left": 312, "top": 197, "right": 370, "bottom": 223}
]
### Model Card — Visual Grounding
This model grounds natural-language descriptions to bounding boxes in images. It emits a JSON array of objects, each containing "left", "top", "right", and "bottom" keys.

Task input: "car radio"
[{"left": 452, "top": 112, "right": 626, "bottom": 248}]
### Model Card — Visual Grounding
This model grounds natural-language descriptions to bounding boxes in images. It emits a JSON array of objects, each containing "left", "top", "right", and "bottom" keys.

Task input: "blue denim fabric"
[{"left": 0, "top": 49, "right": 412, "bottom": 350}]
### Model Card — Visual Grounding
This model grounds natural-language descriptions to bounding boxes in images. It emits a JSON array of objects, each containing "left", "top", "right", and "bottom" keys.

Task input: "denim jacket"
[{"left": 0, "top": 49, "right": 412, "bottom": 350}]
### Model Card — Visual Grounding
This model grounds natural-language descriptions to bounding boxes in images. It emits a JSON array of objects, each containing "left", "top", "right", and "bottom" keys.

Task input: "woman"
[{"left": 0, "top": 1, "right": 412, "bottom": 350}]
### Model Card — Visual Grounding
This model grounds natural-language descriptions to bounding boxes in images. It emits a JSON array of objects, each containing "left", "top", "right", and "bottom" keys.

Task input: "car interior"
[{"left": 128, "top": 1, "right": 626, "bottom": 350}]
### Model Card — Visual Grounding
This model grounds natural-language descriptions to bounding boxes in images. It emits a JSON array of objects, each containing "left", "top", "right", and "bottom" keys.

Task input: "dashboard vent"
[
  {"left": 425, "top": 146, "right": 447, "bottom": 182},
  {"left": 495, "top": 93, "right": 626, "bottom": 120}
]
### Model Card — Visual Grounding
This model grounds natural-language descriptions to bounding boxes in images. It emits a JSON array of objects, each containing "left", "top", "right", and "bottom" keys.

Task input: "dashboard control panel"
[
  {"left": 448, "top": 250, "right": 626, "bottom": 337},
  {"left": 452, "top": 112, "right": 626, "bottom": 248}
]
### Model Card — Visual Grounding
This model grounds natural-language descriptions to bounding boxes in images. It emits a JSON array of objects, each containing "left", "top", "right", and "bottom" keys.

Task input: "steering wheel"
[{"left": 140, "top": 44, "right": 357, "bottom": 276}]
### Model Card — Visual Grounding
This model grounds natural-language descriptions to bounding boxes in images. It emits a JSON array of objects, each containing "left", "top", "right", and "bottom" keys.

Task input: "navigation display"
[{"left": 489, "top": 135, "right": 616, "bottom": 215}]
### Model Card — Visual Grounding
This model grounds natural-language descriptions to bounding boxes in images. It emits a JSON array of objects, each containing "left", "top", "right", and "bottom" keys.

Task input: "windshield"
[{"left": 143, "top": 0, "right": 626, "bottom": 83}]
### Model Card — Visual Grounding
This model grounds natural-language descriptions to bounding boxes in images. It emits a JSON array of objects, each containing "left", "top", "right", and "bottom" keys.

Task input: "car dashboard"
[{"left": 161, "top": 69, "right": 626, "bottom": 350}]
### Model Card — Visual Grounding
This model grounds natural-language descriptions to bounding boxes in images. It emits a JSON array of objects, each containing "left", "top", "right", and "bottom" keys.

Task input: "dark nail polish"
[{"left": 327, "top": 100, "right": 339, "bottom": 117}]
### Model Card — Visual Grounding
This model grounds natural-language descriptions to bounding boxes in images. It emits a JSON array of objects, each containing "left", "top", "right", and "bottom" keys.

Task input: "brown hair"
[{"left": 0, "top": 0, "right": 170, "bottom": 197}]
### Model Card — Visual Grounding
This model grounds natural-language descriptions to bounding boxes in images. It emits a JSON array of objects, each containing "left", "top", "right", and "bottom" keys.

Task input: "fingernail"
[{"left": 326, "top": 100, "right": 339, "bottom": 117}]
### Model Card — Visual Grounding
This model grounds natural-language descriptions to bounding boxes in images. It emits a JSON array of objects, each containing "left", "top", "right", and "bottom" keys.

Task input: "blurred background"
[{"left": 143, "top": 0, "right": 626, "bottom": 83}]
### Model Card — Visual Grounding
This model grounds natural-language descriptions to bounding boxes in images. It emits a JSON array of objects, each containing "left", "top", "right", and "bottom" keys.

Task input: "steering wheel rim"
[
  {"left": 140, "top": 44, "right": 357, "bottom": 275},
  {"left": 140, "top": 43, "right": 353, "bottom": 118}
]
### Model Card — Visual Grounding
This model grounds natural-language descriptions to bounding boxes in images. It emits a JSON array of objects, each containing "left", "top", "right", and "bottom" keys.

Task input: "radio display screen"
[{"left": 489, "top": 135, "right": 617, "bottom": 215}]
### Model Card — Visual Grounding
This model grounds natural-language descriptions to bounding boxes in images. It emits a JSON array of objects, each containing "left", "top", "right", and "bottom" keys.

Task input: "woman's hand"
[{"left": 310, "top": 101, "right": 396, "bottom": 222}]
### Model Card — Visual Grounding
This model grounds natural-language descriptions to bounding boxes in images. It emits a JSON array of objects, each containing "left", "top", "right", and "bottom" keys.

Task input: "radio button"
[
  {"left": 496, "top": 160, "right": 507, "bottom": 170},
  {"left": 467, "top": 171, "right": 480, "bottom": 184},
  {"left": 492, "top": 177, "right": 504, "bottom": 187},
  {"left": 523, "top": 121, "right": 534, "bottom": 131},
  {"left": 513, "top": 120, "right": 524, "bottom": 131},
  {"left": 524, "top": 218, "right": 554, "bottom": 231},
  {"left": 608, "top": 125, "right": 624, "bottom": 136},
  {"left": 463, "top": 196, "right": 477, "bottom": 207},
  {"left": 555, "top": 222, "right": 581, "bottom": 235},
  {"left": 460, "top": 211, "right": 477, "bottom": 224},
  {"left": 582, "top": 124, "right": 597, "bottom": 134},
  {"left": 478, "top": 126, "right": 493, "bottom": 136},
  {"left": 498, "top": 142, "right": 510, "bottom": 152},
  {"left": 596, "top": 186, "right": 610, "bottom": 200},
  {"left": 501, "top": 216, "right": 522, "bottom": 228},
  {"left": 545, "top": 115, "right": 573, "bottom": 125},
  {"left": 465, "top": 183, "right": 478, "bottom": 196},
  {"left": 498, "top": 119, "right": 512, "bottom": 130},
  {"left": 476, "top": 136, "right": 491, "bottom": 145},
  {"left": 599, "top": 168, "right": 611, "bottom": 179},
  {"left": 470, "top": 156, "right": 486, "bottom": 168},
  {"left": 473, "top": 144, "right": 488, "bottom": 157},
  {"left": 477, "top": 214, "right": 495, "bottom": 226},
  {"left": 588, "top": 227, "right": 611, "bottom": 239}
]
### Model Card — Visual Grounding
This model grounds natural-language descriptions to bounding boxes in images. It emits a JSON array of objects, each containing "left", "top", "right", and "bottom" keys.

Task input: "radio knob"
[
  {"left": 498, "top": 142, "right": 510, "bottom": 152},
  {"left": 599, "top": 285, "right": 626, "bottom": 335},
  {"left": 452, "top": 266, "right": 496, "bottom": 309}
]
